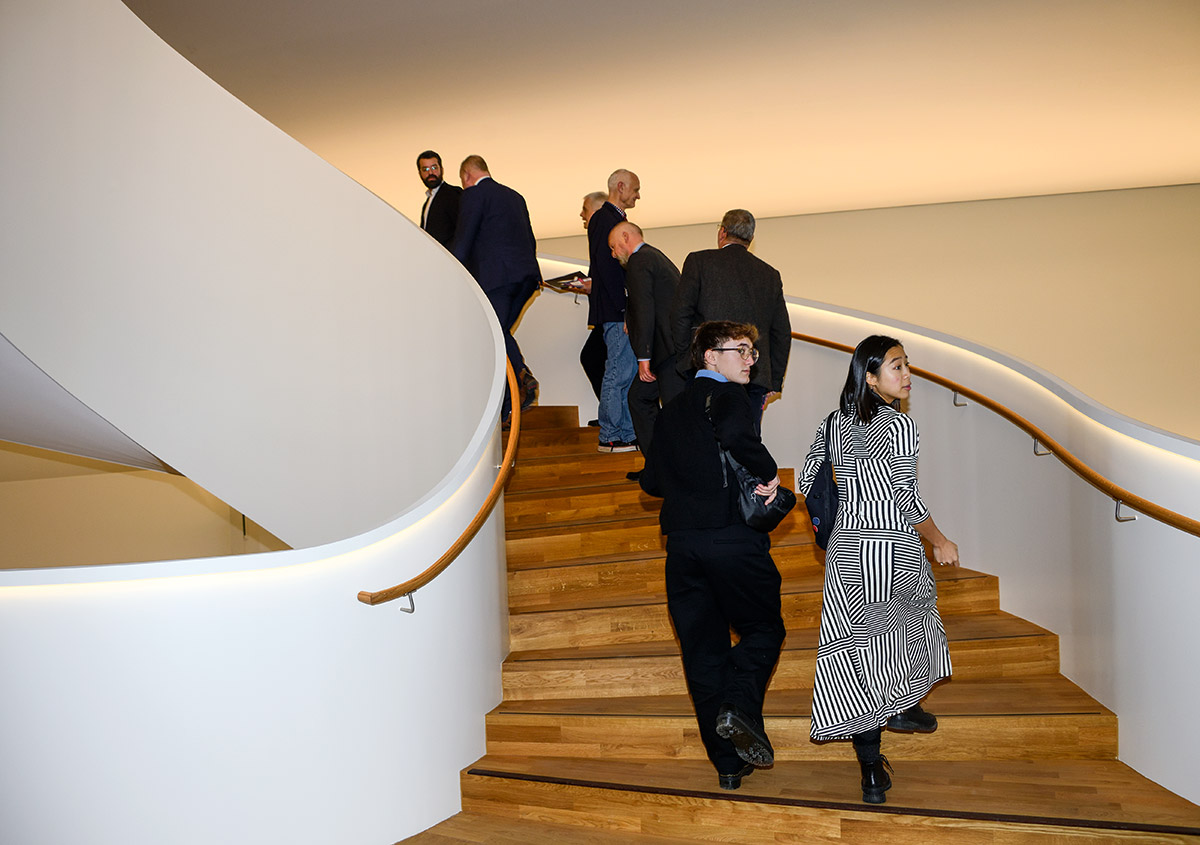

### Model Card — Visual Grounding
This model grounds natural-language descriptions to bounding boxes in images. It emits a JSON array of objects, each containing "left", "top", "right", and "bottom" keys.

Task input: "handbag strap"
[{"left": 704, "top": 393, "right": 731, "bottom": 490}]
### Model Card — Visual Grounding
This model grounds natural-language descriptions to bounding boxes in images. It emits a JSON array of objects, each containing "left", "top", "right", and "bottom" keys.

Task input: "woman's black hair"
[{"left": 839, "top": 335, "right": 903, "bottom": 423}]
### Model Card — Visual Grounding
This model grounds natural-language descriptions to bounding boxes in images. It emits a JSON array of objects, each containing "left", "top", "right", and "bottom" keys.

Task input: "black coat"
[
  {"left": 672, "top": 244, "right": 791, "bottom": 392},
  {"left": 421, "top": 183, "right": 461, "bottom": 248},
  {"left": 641, "top": 376, "right": 778, "bottom": 533}
]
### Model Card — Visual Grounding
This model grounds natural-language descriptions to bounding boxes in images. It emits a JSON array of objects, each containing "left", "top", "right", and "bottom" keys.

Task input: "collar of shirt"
[
  {"left": 605, "top": 201, "right": 627, "bottom": 220},
  {"left": 425, "top": 183, "right": 442, "bottom": 200},
  {"left": 695, "top": 369, "right": 728, "bottom": 383},
  {"left": 632, "top": 242, "right": 645, "bottom": 255}
]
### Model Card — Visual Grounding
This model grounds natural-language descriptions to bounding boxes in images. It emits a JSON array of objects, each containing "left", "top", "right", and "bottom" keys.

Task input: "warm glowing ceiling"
[{"left": 121, "top": 0, "right": 1200, "bottom": 239}]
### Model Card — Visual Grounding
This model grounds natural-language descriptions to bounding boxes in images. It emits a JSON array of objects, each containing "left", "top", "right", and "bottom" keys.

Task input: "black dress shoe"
[
  {"left": 715, "top": 705, "right": 774, "bottom": 767},
  {"left": 886, "top": 704, "right": 938, "bottom": 733},
  {"left": 718, "top": 763, "right": 754, "bottom": 791},
  {"left": 860, "top": 755, "right": 893, "bottom": 804},
  {"left": 625, "top": 469, "right": 642, "bottom": 481},
  {"left": 587, "top": 419, "right": 600, "bottom": 427}
]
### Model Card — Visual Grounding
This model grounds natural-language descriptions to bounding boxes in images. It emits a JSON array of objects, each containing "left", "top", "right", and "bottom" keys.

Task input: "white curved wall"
[
  {"left": 0, "top": 0, "right": 500, "bottom": 549},
  {"left": 1, "top": 1, "right": 512, "bottom": 842},
  {"left": 0, "top": 433, "right": 509, "bottom": 844}
]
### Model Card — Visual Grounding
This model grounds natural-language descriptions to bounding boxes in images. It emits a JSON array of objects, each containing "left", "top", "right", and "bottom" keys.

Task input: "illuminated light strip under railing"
[
  {"left": 792, "top": 331, "right": 1200, "bottom": 540},
  {"left": 357, "top": 361, "right": 522, "bottom": 607}
]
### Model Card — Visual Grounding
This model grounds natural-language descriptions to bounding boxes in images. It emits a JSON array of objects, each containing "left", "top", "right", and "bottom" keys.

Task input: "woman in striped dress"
[{"left": 798, "top": 335, "right": 959, "bottom": 804}]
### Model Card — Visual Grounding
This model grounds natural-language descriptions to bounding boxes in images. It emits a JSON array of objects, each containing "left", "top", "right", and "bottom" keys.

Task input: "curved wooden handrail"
[
  {"left": 792, "top": 331, "right": 1200, "bottom": 539},
  {"left": 357, "top": 361, "right": 523, "bottom": 606}
]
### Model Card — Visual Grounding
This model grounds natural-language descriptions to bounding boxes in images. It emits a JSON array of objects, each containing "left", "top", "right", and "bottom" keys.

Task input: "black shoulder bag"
[
  {"left": 804, "top": 411, "right": 839, "bottom": 549},
  {"left": 705, "top": 394, "right": 797, "bottom": 533}
]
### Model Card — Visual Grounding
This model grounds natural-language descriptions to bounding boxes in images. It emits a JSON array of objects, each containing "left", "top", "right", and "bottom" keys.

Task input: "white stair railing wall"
[{"left": 1, "top": 1, "right": 509, "bottom": 842}]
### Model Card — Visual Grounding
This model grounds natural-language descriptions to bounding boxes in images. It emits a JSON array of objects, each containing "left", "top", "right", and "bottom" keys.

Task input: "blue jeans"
[{"left": 599, "top": 321, "right": 636, "bottom": 443}]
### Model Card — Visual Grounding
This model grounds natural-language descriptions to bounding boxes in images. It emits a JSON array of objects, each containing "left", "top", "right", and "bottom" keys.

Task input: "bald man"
[
  {"left": 452, "top": 155, "right": 541, "bottom": 421},
  {"left": 588, "top": 169, "right": 641, "bottom": 452},
  {"left": 609, "top": 221, "right": 683, "bottom": 470}
]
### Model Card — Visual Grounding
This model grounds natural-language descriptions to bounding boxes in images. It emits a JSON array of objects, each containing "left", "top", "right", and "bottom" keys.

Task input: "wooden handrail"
[
  {"left": 357, "top": 361, "right": 523, "bottom": 606},
  {"left": 792, "top": 331, "right": 1200, "bottom": 539}
]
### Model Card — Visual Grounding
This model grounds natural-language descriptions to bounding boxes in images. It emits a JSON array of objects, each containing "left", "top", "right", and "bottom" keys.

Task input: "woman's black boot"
[{"left": 852, "top": 728, "right": 893, "bottom": 804}]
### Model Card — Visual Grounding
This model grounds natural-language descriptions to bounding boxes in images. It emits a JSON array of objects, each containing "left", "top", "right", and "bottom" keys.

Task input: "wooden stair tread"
[
  {"left": 464, "top": 755, "right": 1200, "bottom": 835},
  {"left": 401, "top": 811, "right": 698, "bottom": 844},
  {"left": 507, "top": 609, "right": 1048, "bottom": 662},
  {"left": 508, "top": 562, "right": 993, "bottom": 614},
  {"left": 492, "top": 675, "right": 1107, "bottom": 718},
  {"left": 513, "top": 406, "right": 581, "bottom": 430}
]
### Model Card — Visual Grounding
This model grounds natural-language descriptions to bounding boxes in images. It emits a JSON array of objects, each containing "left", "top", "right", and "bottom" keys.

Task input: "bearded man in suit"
[
  {"left": 416, "top": 150, "right": 461, "bottom": 248},
  {"left": 672, "top": 209, "right": 790, "bottom": 429},
  {"left": 609, "top": 220, "right": 684, "bottom": 472},
  {"left": 452, "top": 155, "right": 541, "bottom": 421}
]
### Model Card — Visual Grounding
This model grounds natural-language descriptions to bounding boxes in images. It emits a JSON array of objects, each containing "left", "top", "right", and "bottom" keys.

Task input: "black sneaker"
[{"left": 598, "top": 439, "right": 637, "bottom": 453}]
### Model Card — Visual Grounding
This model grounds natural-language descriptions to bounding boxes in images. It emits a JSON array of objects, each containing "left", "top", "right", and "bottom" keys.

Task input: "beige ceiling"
[{"left": 121, "top": 0, "right": 1200, "bottom": 239}]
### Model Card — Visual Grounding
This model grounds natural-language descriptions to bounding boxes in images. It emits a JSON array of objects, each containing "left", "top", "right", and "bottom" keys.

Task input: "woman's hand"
[
  {"left": 756, "top": 475, "right": 781, "bottom": 504},
  {"left": 931, "top": 538, "right": 959, "bottom": 567}
]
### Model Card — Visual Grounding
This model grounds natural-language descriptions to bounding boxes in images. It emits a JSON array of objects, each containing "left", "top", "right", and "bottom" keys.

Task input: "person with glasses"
[
  {"left": 640, "top": 320, "right": 786, "bottom": 791},
  {"left": 415, "top": 150, "right": 461, "bottom": 248},
  {"left": 672, "top": 209, "right": 791, "bottom": 431}
]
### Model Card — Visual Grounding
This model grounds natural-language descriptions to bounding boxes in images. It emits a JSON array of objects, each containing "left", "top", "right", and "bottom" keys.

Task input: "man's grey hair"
[
  {"left": 583, "top": 190, "right": 608, "bottom": 206},
  {"left": 721, "top": 209, "right": 756, "bottom": 243}
]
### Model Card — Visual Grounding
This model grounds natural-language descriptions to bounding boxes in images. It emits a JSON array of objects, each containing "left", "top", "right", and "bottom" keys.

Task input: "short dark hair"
[
  {"left": 690, "top": 320, "right": 759, "bottom": 371},
  {"left": 720, "top": 209, "right": 755, "bottom": 243},
  {"left": 416, "top": 150, "right": 442, "bottom": 168},
  {"left": 840, "top": 334, "right": 903, "bottom": 422}
]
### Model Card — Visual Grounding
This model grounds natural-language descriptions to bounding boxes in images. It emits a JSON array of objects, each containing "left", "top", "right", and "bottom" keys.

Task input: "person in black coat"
[
  {"left": 640, "top": 320, "right": 786, "bottom": 791},
  {"left": 452, "top": 155, "right": 541, "bottom": 418},
  {"left": 672, "top": 209, "right": 791, "bottom": 428},
  {"left": 416, "top": 150, "right": 461, "bottom": 248},
  {"left": 609, "top": 220, "right": 684, "bottom": 463}
]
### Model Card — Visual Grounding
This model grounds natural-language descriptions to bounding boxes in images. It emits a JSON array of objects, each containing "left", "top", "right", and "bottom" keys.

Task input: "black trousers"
[
  {"left": 485, "top": 278, "right": 537, "bottom": 416},
  {"left": 579, "top": 325, "right": 606, "bottom": 401},
  {"left": 627, "top": 357, "right": 685, "bottom": 459},
  {"left": 665, "top": 523, "right": 785, "bottom": 774}
]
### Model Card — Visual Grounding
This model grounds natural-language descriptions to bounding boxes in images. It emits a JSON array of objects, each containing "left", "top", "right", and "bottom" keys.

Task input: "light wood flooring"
[{"left": 404, "top": 406, "right": 1200, "bottom": 843}]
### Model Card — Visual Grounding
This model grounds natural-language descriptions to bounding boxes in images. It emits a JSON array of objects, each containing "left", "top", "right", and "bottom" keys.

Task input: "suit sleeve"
[
  {"left": 768, "top": 269, "right": 790, "bottom": 392},
  {"left": 625, "top": 253, "right": 655, "bottom": 359},
  {"left": 672, "top": 253, "right": 701, "bottom": 368},
  {"left": 710, "top": 386, "right": 777, "bottom": 482},
  {"left": 451, "top": 190, "right": 480, "bottom": 269}
]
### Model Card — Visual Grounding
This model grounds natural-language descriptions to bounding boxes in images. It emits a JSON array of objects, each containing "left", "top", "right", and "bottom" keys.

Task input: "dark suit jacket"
[
  {"left": 421, "top": 182, "right": 462, "bottom": 248},
  {"left": 672, "top": 244, "right": 791, "bottom": 392},
  {"left": 586, "top": 202, "right": 627, "bottom": 326},
  {"left": 640, "top": 376, "right": 777, "bottom": 532},
  {"left": 451, "top": 177, "right": 540, "bottom": 292},
  {"left": 625, "top": 243, "right": 680, "bottom": 370}
]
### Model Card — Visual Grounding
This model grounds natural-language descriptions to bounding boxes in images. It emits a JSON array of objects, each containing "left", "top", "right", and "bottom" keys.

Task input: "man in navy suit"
[
  {"left": 452, "top": 155, "right": 541, "bottom": 420},
  {"left": 416, "top": 150, "right": 461, "bottom": 248}
]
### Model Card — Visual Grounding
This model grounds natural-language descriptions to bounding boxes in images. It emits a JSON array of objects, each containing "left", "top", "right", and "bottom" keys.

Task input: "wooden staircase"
[{"left": 405, "top": 406, "right": 1200, "bottom": 843}]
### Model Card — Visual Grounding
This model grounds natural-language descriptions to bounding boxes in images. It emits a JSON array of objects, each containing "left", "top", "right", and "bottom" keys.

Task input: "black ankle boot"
[
  {"left": 859, "top": 754, "right": 893, "bottom": 804},
  {"left": 886, "top": 703, "right": 938, "bottom": 733}
]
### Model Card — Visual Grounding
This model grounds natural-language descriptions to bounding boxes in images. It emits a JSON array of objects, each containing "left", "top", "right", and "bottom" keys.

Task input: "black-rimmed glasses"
[{"left": 712, "top": 345, "right": 759, "bottom": 362}]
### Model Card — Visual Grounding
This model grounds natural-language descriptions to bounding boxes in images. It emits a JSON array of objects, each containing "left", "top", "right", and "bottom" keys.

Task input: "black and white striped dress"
[{"left": 798, "top": 405, "right": 952, "bottom": 741}]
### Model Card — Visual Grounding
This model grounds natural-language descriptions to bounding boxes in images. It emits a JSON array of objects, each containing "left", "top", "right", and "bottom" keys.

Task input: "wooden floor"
[{"left": 404, "top": 406, "right": 1200, "bottom": 844}]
